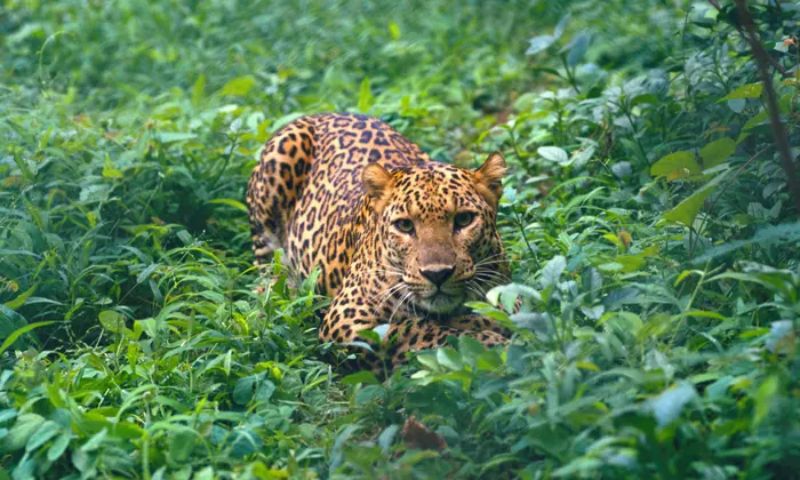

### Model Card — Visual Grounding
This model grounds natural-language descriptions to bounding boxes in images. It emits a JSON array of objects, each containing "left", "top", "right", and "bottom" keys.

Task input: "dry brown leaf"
[{"left": 401, "top": 416, "right": 447, "bottom": 451}]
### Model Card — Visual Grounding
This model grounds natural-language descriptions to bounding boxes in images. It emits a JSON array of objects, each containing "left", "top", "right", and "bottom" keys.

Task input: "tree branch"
[
  {"left": 734, "top": 0, "right": 800, "bottom": 214},
  {"left": 708, "top": 0, "right": 789, "bottom": 77}
]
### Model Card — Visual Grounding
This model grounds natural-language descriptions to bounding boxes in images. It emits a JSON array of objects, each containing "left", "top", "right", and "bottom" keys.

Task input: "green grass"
[{"left": 1, "top": 0, "right": 799, "bottom": 478}]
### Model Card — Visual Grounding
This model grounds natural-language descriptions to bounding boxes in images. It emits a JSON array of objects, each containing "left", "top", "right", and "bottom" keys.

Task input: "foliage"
[{"left": 1, "top": 0, "right": 799, "bottom": 478}]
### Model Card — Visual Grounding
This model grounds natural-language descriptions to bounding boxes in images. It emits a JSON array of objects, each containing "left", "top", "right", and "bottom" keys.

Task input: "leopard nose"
[{"left": 420, "top": 265, "right": 455, "bottom": 286}]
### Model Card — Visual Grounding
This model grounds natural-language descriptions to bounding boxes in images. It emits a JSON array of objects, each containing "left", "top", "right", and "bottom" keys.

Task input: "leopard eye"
[
  {"left": 454, "top": 211, "right": 476, "bottom": 230},
  {"left": 393, "top": 218, "right": 415, "bottom": 234}
]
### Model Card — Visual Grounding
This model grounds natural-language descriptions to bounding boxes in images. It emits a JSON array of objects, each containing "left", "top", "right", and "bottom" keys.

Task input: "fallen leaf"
[{"left": 401, "top": 416, "right": 447, "bottom": 451}]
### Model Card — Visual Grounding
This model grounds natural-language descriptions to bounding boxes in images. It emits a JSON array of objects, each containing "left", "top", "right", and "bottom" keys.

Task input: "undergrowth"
[{"left": 1, "top": 0, "right": 799, "bottom": 478}]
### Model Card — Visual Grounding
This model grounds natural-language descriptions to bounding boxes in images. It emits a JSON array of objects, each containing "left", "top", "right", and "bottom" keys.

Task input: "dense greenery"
[{"left": 2, "top": 0, "right": 799, "bottom": 478}]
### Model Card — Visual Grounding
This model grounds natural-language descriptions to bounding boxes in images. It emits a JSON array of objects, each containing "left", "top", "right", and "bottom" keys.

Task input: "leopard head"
[{"left": 362, "top": 153, "right": 509, "bottom": 314}]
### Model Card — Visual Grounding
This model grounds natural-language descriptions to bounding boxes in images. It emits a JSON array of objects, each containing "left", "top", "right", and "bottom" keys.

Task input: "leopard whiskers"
[
  {"left": 465, "top": 280, "right": 488, "bottom": 302},
  {"left": 473, "top": 269, "right": 509, "bottom": 283},
  {"left": 462, "top": 267, "right": 511, "bottom": 302},
  {"left": 473, "top": 271, "right": 510, "bottom": 287},
  {"left": 472, "top": 263, "right": 510, "bottom": 276},
  {"left": 473, "top": 253, "right": 508, "bottom": 267},
  {"left": 410, "top": 298, "right": 419, "bottom": 321},
  {"left": 366, "top": 262, "right": 407, "bottom": 308},
  {"left": 474, "top": 265, "right": 511, "bottom": 279},
  {"left": 388, "top": 290, "right": 413, "bottom": 326},
  {"left": 373, "top": 281, "right": 406, "bottom": 308},
  {"left": 473, "top": 260, "right": 510, "bottom": 269}
]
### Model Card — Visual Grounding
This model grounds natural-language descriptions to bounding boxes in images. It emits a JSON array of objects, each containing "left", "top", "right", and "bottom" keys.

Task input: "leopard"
[{"left": 246, "top": 113, "right": 510, "bottom": 369}]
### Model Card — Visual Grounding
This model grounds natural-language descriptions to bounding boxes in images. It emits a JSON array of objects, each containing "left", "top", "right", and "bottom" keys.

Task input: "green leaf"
[
  {"left": 663, "top": 178, "right": 722, "bottom": 226},
  {"left": 553, "top": 459, "right": 605, "bottom": 477},
  {"left": 475, "top": 350, "right": 502, "bottom": 371},
  {"left": 699, "top": 138, "right": 735, "bottom": 169},
  {"left": 378, "top": 425, "right": 399, "bottom": 453},
  {"left": 154, "top": 132, "right": 197, "bottom": 143},
  {"left": 341, "top": 371, "right": 379, "bottom": 385},
  {"left": 330, "top": 424, "right": 360, "bottom": 471},
  {"left": 526, "top": 15, "right": 568, "bottom": 56},
  {"left": 631, "top": 93, "right": 659, "bottom": 106},
  {"left": 692, "top": 222, "right": 800, "bottom": 264},
  {"left": 599, "top": 311, "right": 643, "bottom": 334},
  {"left": 80, "top": 429, "right": 108, "bottom": 454},
  {"left": 209, "top": 198, "right": 248, "bottom": 212},
  {"left": 230, "top": 427, "right": 264, "bottom": 458},
  {"left": 720, "top": 82, "right": 763, "bottom": 101},
  {"left": 0, "top": 305, "right": 27, "bottom": 339},
  {"left": 371, "top": 323, "right": 390, "bottom": 341},
  {"left": 648, "top": 383, "right": 697, "bottom": 427},
  {"left": 25, "top": 420, "right": 60, "bottom": 452},
  {"left": 46, "top": 432, "right": 71, "bottom": 461},
  {"left": 357, "top": 77, "right": 374, "bottom": 113},
  {"left": 357, "top": 328, "right": 381, "bottom": 345},
  {"left": 742, "top": 109, "right": 769, "bottom": 131},
  {"left": 191, "top": 74, "right": 206, "bottom": 105},
  {"left": 753, "top": 375, "right": 778, "bottom": 427},
  {"left": 0, "top": 321, "right": 55, "bottom": 356},
  {"left": 486, "top": 283, "right": 540, "bottom": 312},
  {"left": 388, "top": 21, "right": 401, "bottom": 40},
  {"left": 564, "top": 32, "right": 590, "bottom": 67},
  {"left": 526, "top": 34, "right": 557, "bottom": 56},
  {"left": 650, "top": 151, "right": 700, "bottom": 180},
  {"left": 711, "top": 270, "right": 797, "bottom": 300},
  {"left": 98, "top": 310, "right": 125, "bottom": 334},
  {"left": 102, "top": 155, "right": 123, "bottom": 179},
  {"left": 0, "top": 410, "right": 16, "bottom": 424},
  {"left": 765, "top": 320, "right": 794, "bottom": 354},
  {"left": 3, "top": 284, "right": 36, "bottom": 310},
  {"left": 458, "top": 336, "right": 486, "bottom": 363},
  {"left": 3, "top": 414, "right": 44, "bottom": 452},
  {"left": 538, "top": 146, "right": 569, "bottom": 164},
  {"left": 113, "top": 421, "right": 144, "bottom": 440},
  {"left": 541, "top": 255, "right": 566, "bottom": 288},
  {"left": 255, "top": 380, "right": 276, "bottom": 402},
  {"left": 436, "top": 347, "right": 463, "bottom": 371},
  {"left": 271, "top": 112, "right": 305, "bottom": 132},
  {"left": 220, "top": 75, "right": 256, "bottom": 97},
  {"left": 233, "top": 376, "right": 256, "bottom": 406},
  {"left": 168, "top": 427, "right": 196, "bottom": 464}
]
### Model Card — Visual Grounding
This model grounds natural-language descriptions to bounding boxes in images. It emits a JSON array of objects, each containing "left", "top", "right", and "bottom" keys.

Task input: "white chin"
[{"left": 416, "top": 293, "right": 463, "bottom": 314}]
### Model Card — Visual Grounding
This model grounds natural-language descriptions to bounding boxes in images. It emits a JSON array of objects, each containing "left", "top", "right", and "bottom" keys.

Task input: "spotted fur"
[{"left": 247, "top": 113, "right": 510, "bottom": 368}]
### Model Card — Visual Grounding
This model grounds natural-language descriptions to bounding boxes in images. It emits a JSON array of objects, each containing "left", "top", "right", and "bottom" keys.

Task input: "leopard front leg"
[
  {"left": 319, "top": 278, "right": 508, "bottom": 373},
  {"left": 445, "top": 313, "right": 511, "bottom": 337},
  {"left": 387, "top": 320, "right": 507, "bottom": 366},
  {"left": 321, "top": 297, "right": 507, "bottom": 372}
]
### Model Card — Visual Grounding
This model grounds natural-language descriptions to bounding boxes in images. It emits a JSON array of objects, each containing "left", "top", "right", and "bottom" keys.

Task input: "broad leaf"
[
  {"left": 699, "top": 137, "right": 735, "bottom": 169},
  {"left": 650, "top": 151, "right": 700, "bottom": 180},
  {"left": 720, "top": 82, "right": 763, "bottom": 101},
  {"left": 538, "top": 146, "right": 569, "bottom": 164},
  {"left": 526, "top": 35, "right": 557, "bottom": 56},
  {"left": 662, "top": 172, "right": 727, "bottom": 226},
  {"left": 220, "top": 75, "right": 256, "bottom": 97},
  {"left": 648, "top": 383, "right": 697, "bottom": 427}
]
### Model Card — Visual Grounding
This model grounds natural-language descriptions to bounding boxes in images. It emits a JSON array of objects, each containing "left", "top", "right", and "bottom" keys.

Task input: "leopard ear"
[
  {"left": 473, "top": 152, "right": 507, "bottom": 206},
  {"left": 362, "top": 163, "right": 393, "bottom": 209}
]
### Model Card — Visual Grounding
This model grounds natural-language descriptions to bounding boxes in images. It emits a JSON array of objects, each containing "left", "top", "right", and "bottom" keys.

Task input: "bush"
[{"left": 1, "top": 0, "right": 798, "bottom": 478}]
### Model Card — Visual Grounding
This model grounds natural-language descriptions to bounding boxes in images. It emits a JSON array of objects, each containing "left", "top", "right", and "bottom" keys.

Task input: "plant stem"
[
  {"left": 560, "top": 55, "right": 581, "bottom": 95},
  {"left": 512, "top": 207, "right": 538, "bottom": 262},
  {"left": 734, "top": 0, "right": 800, "bottom": 214},
  {"left": 622, "top": 104, "right": 649, "bottom": 165}
]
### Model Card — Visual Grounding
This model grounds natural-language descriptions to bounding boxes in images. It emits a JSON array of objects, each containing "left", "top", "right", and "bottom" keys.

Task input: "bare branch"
[{"left": 734, "top": 0, "right": 800, "bottom": 214}]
